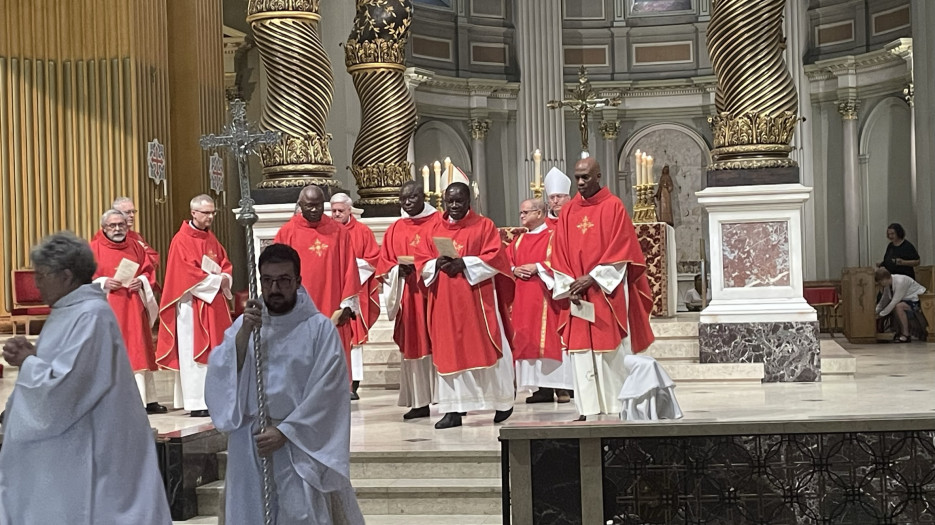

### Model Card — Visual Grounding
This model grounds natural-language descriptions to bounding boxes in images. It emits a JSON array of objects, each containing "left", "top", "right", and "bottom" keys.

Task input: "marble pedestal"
[{"left": 696, "top": 184, "right": 820, "bottom": 382}]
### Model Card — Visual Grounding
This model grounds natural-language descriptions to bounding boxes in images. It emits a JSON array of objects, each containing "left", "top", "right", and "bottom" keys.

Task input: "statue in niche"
[{"left": 654, "top": 164, "right": 675, "bottom": 227}]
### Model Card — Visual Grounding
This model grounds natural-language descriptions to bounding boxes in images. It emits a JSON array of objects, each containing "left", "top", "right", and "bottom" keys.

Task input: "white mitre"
[
  {"left": 544, "top": 167, "right": 571, "bottom": 197},
  {"left": 441, "top": 166, "right": 471, "bottom": 192}
]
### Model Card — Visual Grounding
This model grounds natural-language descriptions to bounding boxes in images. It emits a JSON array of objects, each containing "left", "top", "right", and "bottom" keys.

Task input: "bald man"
[
  {"left": 274, "top": 186, "right": 361, "bottom": 391},
  {"left": 549, "top": 158, "right": 655, "bottom": 420}
]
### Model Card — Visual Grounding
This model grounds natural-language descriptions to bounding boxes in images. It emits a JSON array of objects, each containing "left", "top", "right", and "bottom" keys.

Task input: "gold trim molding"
[
  {"left": 345, "top": 40, "right": 407, "bottom": 68},
  {"left": 247, "top": 0, "right": 320, "bottom": 15}
]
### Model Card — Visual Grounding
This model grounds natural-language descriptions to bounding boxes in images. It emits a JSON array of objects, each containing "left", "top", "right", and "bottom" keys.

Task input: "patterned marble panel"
[
  {"left": 157, "top": 426, "right": 226, "bottom": 521},
  {"left": 531, "top": 439, "right": 582, "bottom": 525},
  {"left": 721, "top": 221, "right": 791, "bottom": 288},
  {"left": 603, "top": 430, "right": 935, "bottom": 525},
  {"left": 699, "top": 321, "right": 820, "bottom": 382},
  {"left": 636, "top": 223, "right": 672, "bottom": 317}
]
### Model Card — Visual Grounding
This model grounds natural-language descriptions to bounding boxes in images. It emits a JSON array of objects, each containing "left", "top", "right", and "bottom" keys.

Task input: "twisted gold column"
[
  {"left": 345, "top": 1, "right": 417, "bottom": 210},
  {"left": 706, "top": 0, "right": 800, "bottom": 170},
  {"left": 247, "top": 0, "right": 338, "bottom": 189}
]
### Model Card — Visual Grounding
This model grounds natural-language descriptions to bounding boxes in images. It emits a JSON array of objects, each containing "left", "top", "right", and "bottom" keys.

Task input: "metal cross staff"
[{"left": 200, "top": 99, "right": 280, "bottom": 525}]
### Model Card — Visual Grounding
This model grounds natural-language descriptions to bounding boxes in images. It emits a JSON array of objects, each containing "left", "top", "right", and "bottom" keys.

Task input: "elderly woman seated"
[{"left": 875, "top": 267, "right": 927, "bottom": 343}]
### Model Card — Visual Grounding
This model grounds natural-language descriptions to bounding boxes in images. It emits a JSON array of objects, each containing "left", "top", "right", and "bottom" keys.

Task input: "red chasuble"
[
  {"left": 274, "top": 214, "right": 361, "bottom": 359},
  {"left": 551, "top": 187, "right": 655, "bottom": 353},
  {"left": 415, "top": 210, "right": 515, "bottom": 375},
  {"left": 342, "top": 215, "right": 381, "bottom": 346},
  {"left": 506, "top": 226, "right": 564, "bottom": 362},
  {"left": 90, "top": 232, "right": 158, "bottom": 372},
  {"left": 156, "top": 222, "right": 233, "bottom": 369},
  {"left": 127, "top": 230, "right": 161, "bottom": 293},
  {"left": 376, "top": 213, "right": 439, "bottom": 360},
  {"left": 546, "top": 215, "right": 559, "bottom": 228}
]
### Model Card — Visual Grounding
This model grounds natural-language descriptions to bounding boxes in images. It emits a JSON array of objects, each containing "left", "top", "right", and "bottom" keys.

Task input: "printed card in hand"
[
  {"left": 113, "top": 258, "right": 140, "bottom": 287},
  {"left": 432, "top": 237, "right": 460, "bottom": 259},
  {"left": 397, "top": 255, "right": 415, "bottom": 265},
  {"left": 201, "top": 254, "right": 222, "bottom": 275},
  {"left": 570, "top": 300, "right": 596, "bottom": 323}
]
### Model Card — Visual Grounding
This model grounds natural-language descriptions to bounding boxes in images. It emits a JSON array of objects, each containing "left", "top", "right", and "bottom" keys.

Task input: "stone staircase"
[{"left": 188, "top": 449, "right": 503, "bottom": 525}]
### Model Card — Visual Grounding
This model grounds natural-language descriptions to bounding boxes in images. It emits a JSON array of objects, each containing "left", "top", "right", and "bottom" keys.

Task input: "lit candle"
[
  {"left": 647, "top": 155, "right": 654, "bottom": 184},
  {"left": 641, "top": 152, "right": 649, "bottom": 186},
  {"left": 444, "top": 157, "right": 453, "bottom": 185},
  {"left": 433, "top": 160, "right": 442, "bottom": 192},
  {"left": 634, "top": 149, "right": 641, "bottom": 186},
  {"left": 533, "top": 149, "right": 542, "bottom": 188},
  {"left": 421, "top": 165, "right": 430, "bottom": 193}
]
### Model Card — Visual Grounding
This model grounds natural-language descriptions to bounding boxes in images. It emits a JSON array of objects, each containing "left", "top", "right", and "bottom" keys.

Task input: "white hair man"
[
  {"left": 1, "top": 232, "right": 172, "bottom": 523},
  {"left": 330, "top": 193, "right": 380, "bottom": 400},
  {"left": 156, "top": 194, "right": 233, "bottom": 417},
  {"left": 90, "top": 209, "right": 166, "bottom": 414}
]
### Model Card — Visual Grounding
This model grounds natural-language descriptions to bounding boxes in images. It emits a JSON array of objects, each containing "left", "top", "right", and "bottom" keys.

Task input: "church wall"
[
  {"left": 814, "top": 99, "right": 847, "bottom": 279},
  {"left": 806, "top": 0, "right": 911, "bottom": 63}
]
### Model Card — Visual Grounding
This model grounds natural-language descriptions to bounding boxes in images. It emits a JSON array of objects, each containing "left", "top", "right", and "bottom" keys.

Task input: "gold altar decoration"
[
  {"left": 548, "top": 66, "right": 620, "bottom": 154},
  {"left": 530, "top": 149, "right": 544, "bottom": 199},
  {"left": 345, "top": 0, "right": 417, "bottom": 208},
  {"left": 706, "top": 0, "right": 801, "bottom": 170},
  {"left": 248, "top": 0, "right": 338, "bottom": 188},
  {"left": 633, "top": 183, "right": 658, "bottom": 223}
]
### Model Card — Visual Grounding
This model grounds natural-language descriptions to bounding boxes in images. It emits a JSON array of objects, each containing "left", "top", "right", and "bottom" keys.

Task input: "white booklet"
[
  {"left": 201, "top": 254, "right": 222, "bottom": 275},
  {"left": 432, "top": 237, "right": 460, "bottom": 258},
  {"left": 570, "top": 300, "right": 596, "bottom": 323},
  {"left": 114, "top": 258, "right": 140, "bottom": 287}
]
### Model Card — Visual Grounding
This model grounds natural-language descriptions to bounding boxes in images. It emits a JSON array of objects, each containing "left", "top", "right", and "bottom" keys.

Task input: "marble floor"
[{"left": 2, "top": 338, "right": 933, "bottom": 451}]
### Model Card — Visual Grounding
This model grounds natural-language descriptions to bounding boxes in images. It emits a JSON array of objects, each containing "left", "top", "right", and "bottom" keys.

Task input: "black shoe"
[
  {"left": 494, "top": 408, "right": 513, "bottom": 423},
  {"left": 403, "top": 406, "right": 430, "bottom": 420},
  {"left": 525, "top": 388, "right": 554, "bottom": 404},
  {"left": 352, "top": 380, "right": 360, "bottom": 394},
  {"left": 350, "top": 391, "right": 360, "bottom": 401},
  {"left": 146, "top": 402, "right": 168, "bottom": 414},
  {"left": 573, "top": 415, "right": 586, "bottom": 422},
  {"left": 190, "top": 409, "right": 210, "bottom": 418},
  {"left": 434, "top": 412, "right": 462, "bottom": 429},
  {"left": 459, "top": 412, "right": 467, "bottom": 416}
]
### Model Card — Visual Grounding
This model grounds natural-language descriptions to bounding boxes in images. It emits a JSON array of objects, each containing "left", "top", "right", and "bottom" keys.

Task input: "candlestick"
[
  {"left": 647, "top": 155, "right": 654, "bottom": 184},
  {"left": 634, "top": 149, "right": 641, "bottom": 186},
  {"left": 533, "top": 149, "right": 542, "bottom": 188},
  {"left": 421, "top": 165, "right": 430, "bottom": 193},
  {"left": 433, "top": 160, "right": 441, "bottom": 193},
  {"left": 444, "top": 157, "right": 452, "bottom": 185}
]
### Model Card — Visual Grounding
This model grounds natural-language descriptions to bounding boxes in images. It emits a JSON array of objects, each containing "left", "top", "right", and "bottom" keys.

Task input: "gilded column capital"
[
  {"left": 469, "top": 119, "right": 491, "bottom": 141},
  {"left": 837, "top": 99, "right": 860, "bottom": 120},
  {"left": 599, "top": 121, "right": 620, "bottom": 140},
  {"left": 903, "top": 83, "right": 914, "bottom": 107},
  {"left": 247, "top": 0, "right": 320, "bottom": 19}
]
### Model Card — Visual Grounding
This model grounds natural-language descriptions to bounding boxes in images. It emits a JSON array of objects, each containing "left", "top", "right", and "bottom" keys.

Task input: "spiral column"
[
  {"left": 706, "top": 0, "right": 800, "bottom": 170},
  {"left": 345, "top": 0, "right": 417, "bottom": 214},
  {"left": 247, "top": 0, "right": 339, "bottom": 190}
]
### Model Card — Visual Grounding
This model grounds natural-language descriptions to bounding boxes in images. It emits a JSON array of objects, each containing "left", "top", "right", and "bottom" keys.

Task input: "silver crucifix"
[{"left": 200, "top": 99, "right": 280, "bottom": 525}]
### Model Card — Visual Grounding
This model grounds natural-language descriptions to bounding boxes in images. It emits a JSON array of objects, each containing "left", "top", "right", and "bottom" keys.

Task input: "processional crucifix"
[
  {"left": 200, "top": 99, "right": 280, "bottom": 525},
  {"left": 547, "top": 66, "right": 621, "bottom": 154}
]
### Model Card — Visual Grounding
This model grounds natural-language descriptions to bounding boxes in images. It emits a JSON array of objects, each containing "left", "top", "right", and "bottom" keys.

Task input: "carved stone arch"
[
  {"left": 617, "top": 122, "right": 710, "bottom": 174},
  {"left": 414, "top": 120, "right": 473, "bottom": 176}
]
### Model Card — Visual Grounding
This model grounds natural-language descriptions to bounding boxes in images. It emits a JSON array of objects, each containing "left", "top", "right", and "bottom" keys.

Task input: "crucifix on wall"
[{"left": 547, "top": 66, "right": 621, "bottom": 154}]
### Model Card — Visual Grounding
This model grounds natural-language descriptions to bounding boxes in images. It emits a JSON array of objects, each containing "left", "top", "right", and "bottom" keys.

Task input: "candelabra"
[
  {"left": 530, "top": 180, "right": 544, "bottom": 200},
  {"left": 425, "top": 190, "right": 444, "bottom": 212},
  {"left": 632, "top": 183, "right": 658, "bottom": 223}
]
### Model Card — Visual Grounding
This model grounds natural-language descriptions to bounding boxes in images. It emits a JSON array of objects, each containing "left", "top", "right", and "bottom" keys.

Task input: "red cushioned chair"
[{"left": 10, "top": 269, "right": 51, "bottom": 336}]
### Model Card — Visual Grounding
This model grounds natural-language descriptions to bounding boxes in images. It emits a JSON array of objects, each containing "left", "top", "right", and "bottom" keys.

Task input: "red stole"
[
  {"left": 377, "top": 213, "right": 439, "bottom": 360},
  {"left": 156, "top": 222, "right": 233, "bottom": 369},
  {"left": 415, "top": 210, "right": 515, "bottom": 375},
  {"left": 551, "top": 187, "right": 655, "bottom": 353},
  {"left": 506, "top": 226, "right": 564, "bottom": 362},
  {"left": 127, "top": 229, "right": 161, "bottom": 275},
  {"left": 90, "top": 232, "right": 158, "bottom": 372},
  {"left": 546, "top": 215, "right": 558, "bottom": 228},
  {"left": 274, "top": 214, "right": 361, "bottom": 360},
  {"left": 342, "top": 216, "right": 381, "bottom": 345}
]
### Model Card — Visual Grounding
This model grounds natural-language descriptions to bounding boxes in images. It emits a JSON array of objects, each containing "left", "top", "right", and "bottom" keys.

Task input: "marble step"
[
  {"left": 355, "top": 477, "right": 501, "bottom": 516},
  {"left": 365, "top": 515, "right": 501, "bottom": 525},
  {"left": 351, "top": 450, "right": 501, "bottom": 480},
  {"left": 173, "top": 517, "right": 218, "bottom": 525},
  {"left": 664, "top": 362, "right": 765, "bottom": 382},
  {"left": 364, "top": 367, "right": 401, "bottom": 389},
  {"left": 643, "top": 340, "right": 699, "bottom": 361},
  {"left": 650, "top": 319, "right": 699, "bottom": 338},
  {"left": 363, "top": 345, "right": 402, "bottom": 366},
  {"left": 820, "top": 339, "right": 857, "bottom": 376},
  {"left": 195, "top": 480, "right": 224, "bottom": 518}
]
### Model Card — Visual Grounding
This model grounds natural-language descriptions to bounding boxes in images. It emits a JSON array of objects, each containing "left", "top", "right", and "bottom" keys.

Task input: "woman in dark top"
[{"left": 880, "top": 223, "right": 920, "bottom": 279}]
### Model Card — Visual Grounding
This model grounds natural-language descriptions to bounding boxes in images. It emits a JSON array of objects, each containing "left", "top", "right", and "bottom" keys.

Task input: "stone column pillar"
[
  {"left": 838, "top": 98, "right": 861, "bottom": 267},
  {"left": 404, "top": 69, "right": 432, "bottom": 178},
  {"left": 469, "top": 118, "right": 491, "bottom": 214},
  {"left": 886, "top": 39, "right": 916, "bottom": 247},
  {"left": 599, "top": 120, "right": 621, "bottom": 198},
  {"left": 912, "top": 0, "right": 935, "bottom": 264},
  {"left": 515, "top": 0, "right": 566, "bottom": 197}
]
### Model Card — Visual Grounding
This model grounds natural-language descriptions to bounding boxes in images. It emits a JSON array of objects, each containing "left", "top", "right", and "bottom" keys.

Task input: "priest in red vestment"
[
  {"left": 544, "top": 167, "right": 571, "bottom": 227},
  {"left": 507, "top": 198, "right": 572, "bottom": 404},
  {"left": 113, "top": 196, "right": 161, "bottom": 281},
  {"left": 377, "top": 181, "right": 440, "bottom": 420},
  {"left": 90, "top": 209, "right": 167, "bottom": 414},
  {"left": 550, "top": 158, "right": 655, "bottom": 420},
  {"left": 274, "top": 185, "right": 361, "bottom": 390},
  {"left": 331, "top": 192, "right": 381, "bottom": 400},
  {"left": 416, "top": 182, "right": 515, "bottom": 429},
  {"left": 157, "top": 194, "right": 233, "bottom": 417}
]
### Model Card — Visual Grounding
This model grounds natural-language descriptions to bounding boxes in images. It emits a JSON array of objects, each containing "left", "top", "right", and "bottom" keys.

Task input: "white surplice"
[
  {"left": 553, "top": 263, "right": 633, "bottom": 416},
  {"left": 205, "top": 288, "right": 363, "bottom": 525},
  {"left": 422, "top": 255, "right": 515, "bottom": 413},
  {"left": 0, "top": 284, "right": 171, "bottom": 525}
]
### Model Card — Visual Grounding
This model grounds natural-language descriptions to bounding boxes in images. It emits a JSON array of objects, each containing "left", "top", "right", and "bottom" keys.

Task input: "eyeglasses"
[
  {"left": 104, "top": 223, "right": 128, "bottom": 230},
  {"left": 193, "top": 210, "right": 217, "bottom": 216},
  {"left": 260, "top": 275, "right": 296, "bottom": 288},
  {"left": 519, "top": 210, "right": 540, "bottom": 216}
]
